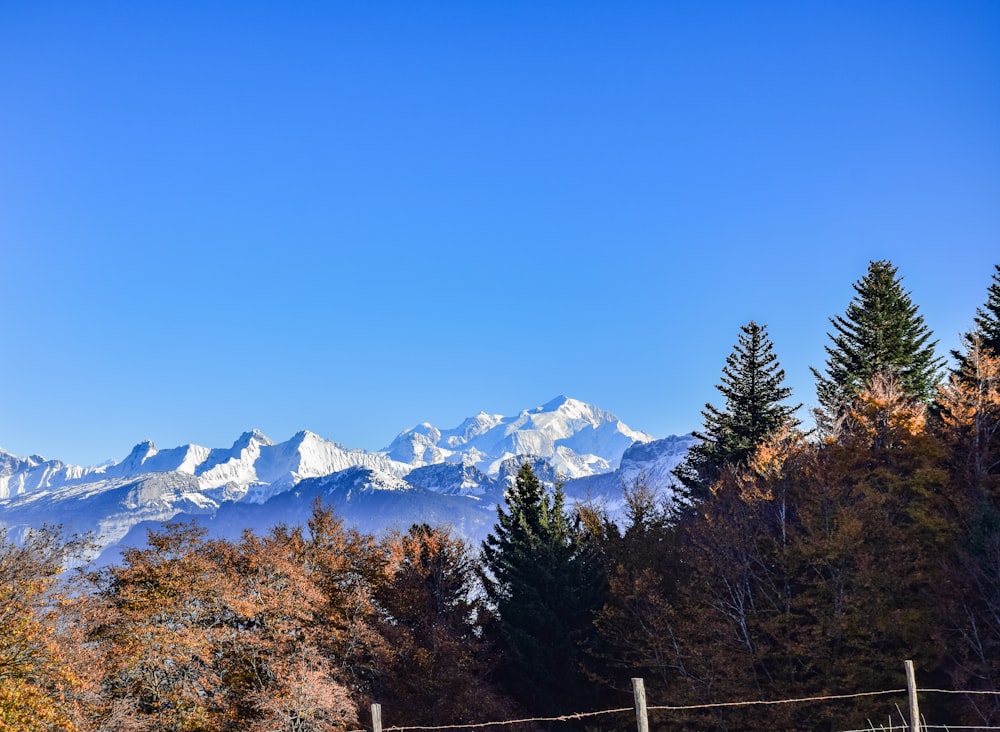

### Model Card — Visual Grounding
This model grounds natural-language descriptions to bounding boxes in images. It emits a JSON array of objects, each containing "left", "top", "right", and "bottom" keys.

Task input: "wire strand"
[
  {"left": 350, "top": 686, "right": 1000, "bottom": 732},
  {"left": 381, "top": 706, "right": 634, "bottom": 731},
  {"left": 647, "top": 688, "right": 907, "bottom": 712}
]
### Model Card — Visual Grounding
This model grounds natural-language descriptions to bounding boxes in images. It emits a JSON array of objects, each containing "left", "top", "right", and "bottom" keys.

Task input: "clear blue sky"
[{"left": 1, "top": 1, "right": 998, "bottom": 466}]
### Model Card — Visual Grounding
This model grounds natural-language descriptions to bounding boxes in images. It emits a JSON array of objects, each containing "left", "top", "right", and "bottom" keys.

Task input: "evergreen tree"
[
  {"left": 480, "top": 463, "right": 606, "bottom": 717},
  {"left": 813, "top": 260, "right": 943, "bottom": 425},
  {"left": 954, "top": 264, "right": 1000, "bottom": 374},
  {"left": 674, "top": 320, "right": 800, "bottom": 504},
  {"left": 973, "top": 264, "right": 1000, "bottom": 355}
]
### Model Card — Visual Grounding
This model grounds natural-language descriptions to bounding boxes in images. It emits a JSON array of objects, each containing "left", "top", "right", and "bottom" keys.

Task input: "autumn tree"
[
  {"left": 640, "top": 377, "right": 954, "bottom": 729},
  {"left": 374, "top": 524, "right": 514, "bottom": 726},
  {"left": 480, "top": 463, "right": 607, "bottom": 717},
  {"left": 666, "top": 429, "right": 813, "bottom": 729},
  {"left": 248, "top": 643, "right": 356, "bottom": 732},
  {"left": 935, "top": 336, "right": 1000, "bottom": 722},
  {"left": 214, "top": 523, "right": 359, "bottom": 731},
  {"left": 783, "top": 375, "right": 953, "bottom": 724},
  {"left": 674, "top": 320, "right": 800, "bottom": 504},
  {"left": 0, "top": 526, "right": 94, "bottom": 731},
  {"left": 88, "top": 508, "right": 366, "bottom": 731},
  {"left": 939, "top": 336, "right": 1000, "bottom": 485},
  {"left": 87, "top": 522, "right": 232, "bottom": 731},
  {"left": 813, "top": 260, "right": 943, "bottom": 428},
  {"left": 591, "top": 479, "right": 689, "bottom": 699},
  {"left": 303, "top": 499, "right": 389, "bottom": 710}
]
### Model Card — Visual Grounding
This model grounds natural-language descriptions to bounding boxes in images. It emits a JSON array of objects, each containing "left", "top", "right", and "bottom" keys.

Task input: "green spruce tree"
[
  {"left": 813, "top": 259, "right": 943, "bottom": 426},
  {"left": 954, "top": 264, "right": 1000, "bottom": 374},
  {"left": 973, "top": 264, "right": 1000, "bottom": 355},
  {"left": 480, "top": 463, "right": 606, "bottom": 717},
  {"left": 674, "top": 320, "right": 800, "bottom": 504}
]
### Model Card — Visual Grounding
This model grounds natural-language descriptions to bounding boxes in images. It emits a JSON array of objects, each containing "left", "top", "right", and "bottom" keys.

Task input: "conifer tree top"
[
  {"left": 813, "top": 259, "right": 943, "bottom": 420},
  {"left": 674, "top": 320, "right": 800, "bottom": 504},
  {"left": 970, "top": 264, "right": 1000, "bottom": 355}
]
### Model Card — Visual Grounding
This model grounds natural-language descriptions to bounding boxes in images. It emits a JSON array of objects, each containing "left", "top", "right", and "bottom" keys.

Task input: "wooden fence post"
[
  {"left": 905, "top": 660, "right": 920, "bottom": 731},
  {"left": 371, "top": 702, "right": 382, "bottom": 732},
  {"left": 632, "top": 677, "right": 649, "bottom": 732}
]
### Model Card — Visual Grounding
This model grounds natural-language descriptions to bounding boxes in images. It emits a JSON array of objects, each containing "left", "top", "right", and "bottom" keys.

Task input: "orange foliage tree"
[
  {"left": 85, "top": 510, "right": 364, "bottom": 731},
  {"left": 86, "top": 522, "right": 232, "bottom": 731},
  {"left": 212, "top": 522, "right": 359, "bottom": 731},
  {"left": 0, "top": 526, "right": 95, "bottom": 731},
  {"left": 604, "top": 377, "right": 955, "bottom": 729},
  {"left": 934, "top": 338, "right": 1000, "bottom": 722}
]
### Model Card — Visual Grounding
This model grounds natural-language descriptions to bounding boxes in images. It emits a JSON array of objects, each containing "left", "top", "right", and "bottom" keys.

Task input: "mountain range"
[{"left": 0, "top": 396, "right": 695, "bottom": 563}]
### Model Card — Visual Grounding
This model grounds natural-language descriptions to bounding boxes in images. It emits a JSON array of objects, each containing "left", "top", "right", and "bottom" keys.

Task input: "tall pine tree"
[
  {"left": 954, "top": 264, "right": 1000, "bottom": 375},
  {"left": 480, "top": 463, "right": 606, "bottom": 717},
  {"left": 674, "top": 320, "right": 800, "bottom": 504},
  {"left": 972, "top": 264, "right": 1000, "bottom": 355},
  {"left": 813, "top": 259, "right": 943, "bottom": 426}
]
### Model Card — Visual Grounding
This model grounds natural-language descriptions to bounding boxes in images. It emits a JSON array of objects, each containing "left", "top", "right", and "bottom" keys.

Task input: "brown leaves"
[
  {"left": 938, "top": 337, "right": 1000, "bottom": 484},
  {"left": 747, "top": 423, "right": 807, "bottom": 485},
  {"left": 248, "top": 647, "right": 357, "bottom": 732},
  {"left": 836, "top": 372, "right": 927, "bottom": 450},
  {"left": 79, "top": 508, "right": 381, "bottom": 731},
  {"left": 0, "top": 526, "right": 95, "bottom": 730}
]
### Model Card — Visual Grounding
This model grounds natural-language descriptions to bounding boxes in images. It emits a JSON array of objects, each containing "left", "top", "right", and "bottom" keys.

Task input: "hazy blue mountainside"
[{"left": 1, "top": 396, "right": 695, "bottom": 561}]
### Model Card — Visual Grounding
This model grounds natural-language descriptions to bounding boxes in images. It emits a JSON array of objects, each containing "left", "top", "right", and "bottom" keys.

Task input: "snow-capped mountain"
[
  {"left": 386, "top": 395, "right": 655, "bottom": 477},
  {"left": 0, "top": 451, "right": 92, "bottom": 500},
  {"left": 0, "top": 396, "right": 693, "bottom": 561}
]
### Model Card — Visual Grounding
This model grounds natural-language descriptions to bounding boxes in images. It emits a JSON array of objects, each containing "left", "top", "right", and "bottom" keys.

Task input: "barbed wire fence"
[{"left": 348, "top": 660, "right": 1000, "bottom": 732}]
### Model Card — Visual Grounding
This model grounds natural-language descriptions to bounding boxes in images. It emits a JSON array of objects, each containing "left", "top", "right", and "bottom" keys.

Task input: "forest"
[{"left": 3, "top": 260, "right": 1000, "bottom": 731}]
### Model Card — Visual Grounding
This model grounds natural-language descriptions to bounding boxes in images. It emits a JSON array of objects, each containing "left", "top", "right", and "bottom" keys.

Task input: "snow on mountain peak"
[
  {"left": 241, "top": 429, "right": 410, "bottom": 504},
  {"left": 0, "top": 397, "right": 693, "bottom": 560},
  {"left": 0, "top": 450, "right": 86, "bottom": 500},
  {"left": 387, "top": 396, "right": 654, "bottom": 477},
  {"left": 540, "top": 394, "right": 577, "bottom": 411},
  {"left": 1, "top": 396, "right": 655, "bottom": 504},
  {"left": 119, "top": 440, "right": 158, "bottom": 472},
  {"left": 232, "top": 429, "right": 273, "bottom": 449}
]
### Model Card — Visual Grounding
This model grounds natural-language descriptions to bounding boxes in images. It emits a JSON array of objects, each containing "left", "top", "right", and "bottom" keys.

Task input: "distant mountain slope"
[
  {"left": 0, "top": 472, "right": 221, "bottom": 550},
  {"left": 1, "top": 396, "right": 694, "bottom": 560}
]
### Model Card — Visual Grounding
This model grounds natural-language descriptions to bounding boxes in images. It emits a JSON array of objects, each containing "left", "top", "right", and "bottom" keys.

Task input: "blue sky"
[{"left": 1, "top": 1, "right": 998, "bottom": 466}]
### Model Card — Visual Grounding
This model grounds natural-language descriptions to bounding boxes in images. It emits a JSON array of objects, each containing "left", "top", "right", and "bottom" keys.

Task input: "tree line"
[{"left": 2, "top": 260, "right": 1000, "bottom": 730}]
